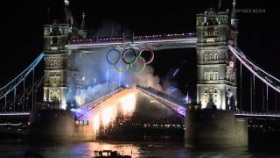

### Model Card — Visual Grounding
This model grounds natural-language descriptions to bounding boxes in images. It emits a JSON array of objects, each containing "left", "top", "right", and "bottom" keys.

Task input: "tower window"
[
  {"left": 210, "top": 74, "right": 213, "bottom": 80},
  {"left": 53, "top": 37, "right": 58, "bottom": 45},
  {"left": 54, "top": 59, "right": 57, "bottom": 66},
  {"left": 204, "top": 88, "right": 208, "bottom": 93},
  {"left": 204, "top": 54, "right": 208, "bottom": 61},
  {"left": 50, "top": 58, "right": 54, "bottom": 66},
  {"left": 214, "top": 53, "right": 218, "bottom": 60},
  {"left": 204, "top": 72, "right": 208, "bottom": 80},
  {"left": 209, "top": 87, "right": 214, "bottom": 93},
  {"left": 208, "top": 27, "right": 214, "bottom": 36},
  {"left": 209, "top": 54, "right": 213, "bottom": 61},
  {"left": 215, "top": 73, "right": 219, "bottom": 80}
]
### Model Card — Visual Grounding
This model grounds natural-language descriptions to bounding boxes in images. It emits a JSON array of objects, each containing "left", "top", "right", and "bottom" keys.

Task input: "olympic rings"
[
  {"left": 106, "top": 47, "right": 154, "bottom": 73},
  {"left": 138, "top": 48, "right": 154, "bottom": 64},
  {"left": 107, "top": 49, "right": 121, "bottom": 65},
  {"left": 130, "top": 56, "right": 146, "bottom": 73},
  {"left": 122, "top": 48, "right": 137, "bottom": 64},
  {"left": 114, "top": 61, "right": 130, "bottom": 72}
]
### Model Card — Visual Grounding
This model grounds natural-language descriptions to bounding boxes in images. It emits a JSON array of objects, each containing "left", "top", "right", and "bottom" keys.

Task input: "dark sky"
[{"left": 0, "top": 0, "right": 279, "bottom": 93}]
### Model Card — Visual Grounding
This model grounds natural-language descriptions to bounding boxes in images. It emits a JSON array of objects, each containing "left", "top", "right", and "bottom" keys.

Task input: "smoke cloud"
[{"left": 68, "top": 48, "right": 161, "bottom": 105}]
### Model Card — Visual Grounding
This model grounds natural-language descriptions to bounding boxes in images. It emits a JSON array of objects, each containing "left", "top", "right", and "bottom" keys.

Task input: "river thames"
[{"left": 0, "top": 140, "right": 279, "bottom": 158}]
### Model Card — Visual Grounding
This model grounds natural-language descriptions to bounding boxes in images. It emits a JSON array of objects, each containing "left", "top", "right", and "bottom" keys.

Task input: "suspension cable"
[
  {"left": 228, "top": 45, "right": 280, "bottom": 94},
  {"left": 0, "top": 53, "right": 44, "bottom": 100}
]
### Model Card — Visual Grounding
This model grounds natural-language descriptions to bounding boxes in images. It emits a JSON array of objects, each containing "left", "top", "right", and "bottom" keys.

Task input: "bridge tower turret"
[
  {"left": 43, "top": 0, "right": 74, "bottom": 109},
  {"left": 77, "top": 12, "right": 88, "bottom": 39},
  {"left": 230, "top": 0, "right": 238, "bottom": 45},
  {"left": 196, "top": 6, "right": 238, "bottom": 110}
]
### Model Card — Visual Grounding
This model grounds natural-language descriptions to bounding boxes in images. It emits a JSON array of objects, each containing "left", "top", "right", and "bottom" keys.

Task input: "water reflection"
[{"left": 0, "top": 140, "right": 280, "bottom": 158}]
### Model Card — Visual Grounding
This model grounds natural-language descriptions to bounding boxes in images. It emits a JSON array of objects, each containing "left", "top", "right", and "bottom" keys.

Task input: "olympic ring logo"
[{"left": 106, "top": 48, "right": 154, "bottom": 73}]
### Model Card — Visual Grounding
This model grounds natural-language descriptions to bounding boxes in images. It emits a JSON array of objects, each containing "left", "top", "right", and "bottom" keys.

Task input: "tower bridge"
[
  {"left": 42, "top": 2, "right": 237, "bottom": 111},
  {"left": 0, "top": 0, "right": 280, "bottom": 147}
]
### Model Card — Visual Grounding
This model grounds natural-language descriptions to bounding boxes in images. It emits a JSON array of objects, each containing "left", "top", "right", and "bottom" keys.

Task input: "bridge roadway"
[{"left": 66, "top": 33, "right": 197, "bottom": 51}]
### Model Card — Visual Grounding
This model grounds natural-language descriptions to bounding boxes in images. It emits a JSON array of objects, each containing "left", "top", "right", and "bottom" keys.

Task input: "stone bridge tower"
[
  {"left": 196, "top": 1, "right": 238, "bottom": 110},
  {"left": 42, "top": 0, "right": 88, "bottom": 109},
  {"left": 42, "top": 0, "right": 74, "bottom": 109}
]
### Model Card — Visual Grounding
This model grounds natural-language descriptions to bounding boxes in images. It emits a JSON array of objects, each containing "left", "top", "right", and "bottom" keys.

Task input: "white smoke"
[{"left": 69, "top": 48, "right": 161, "bottom": 105}]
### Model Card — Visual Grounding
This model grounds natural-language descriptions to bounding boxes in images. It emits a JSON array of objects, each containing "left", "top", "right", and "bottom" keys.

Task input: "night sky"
[{"left": 0, "top": 0, "right": 279, "bottom": 101}]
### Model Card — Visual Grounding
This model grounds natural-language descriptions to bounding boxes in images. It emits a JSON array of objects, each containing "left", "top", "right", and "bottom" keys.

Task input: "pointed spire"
[
  {"left": 64, "top": 0, "right": 69, "bottom": 6},
  {"left": 231, "top": 0, "right": 238, "bottom": 30},
  {"left": 80, "top": 12, "right": 86, "bottom": 30},
  {"left": 78, "top": 12, "right": 88, "bottom": 39},
  {"left": 218, "top": 0, "right": 222, "bottom": 11},
  {"left": 231, "top": 0, "right": 237, "bottom": 18},
  {"left": 64, "top": 0, "right": 74, "bottom": 26},
  {"left": 47, "top": 6, "right": 51, "bottom": 24}
]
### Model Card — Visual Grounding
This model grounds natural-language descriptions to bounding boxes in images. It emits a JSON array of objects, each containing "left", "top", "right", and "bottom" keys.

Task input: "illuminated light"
[
  {"left": 75, "top": 120, "right": 79, "bottom": 125},
  {"left": 101, "top": 144, "right": 111, "bottom": 151},
  {"left": 78, "top": 88, "right": 138, "bottom": 134},
  {"left": 61, "top": 100, "right": 67, "bottom": 110},
  {"left": 0, "top": 112, "right": 30, "bottom": 116},
  {"left": 67, "top": 37, "right": 197, "bottom": 50},
  {"left": 75, "top": 95, "right": 84, "bottom": 106},
  {"left": 229, "top": 61, "right": 234, "bottom": 67},
  {"left": 84, "top": 120, "right": 89, "bottom": 126},
  {"left": 101, "top": 107, "right": 112, "bottom": 126},
  {"left": 0, "top": 122, "right": 22, "bottom": 126},
  {"left": 101, "top": 106, "right": 117, "bottom": 127},
  {"left": 93, "top": 115, "right": 100, "bottom": 132},
  {"left": 201, "top": 100, "right": 207, "bottom": 109},
  {"left": 70, "top": 108, "right": 81, "bottom": 113},
  {"left": 235, "top": 113, "right": 280, "bottom": 118},
  {"left": 120, "top": 93, "right": 137, "bottom": 116}
]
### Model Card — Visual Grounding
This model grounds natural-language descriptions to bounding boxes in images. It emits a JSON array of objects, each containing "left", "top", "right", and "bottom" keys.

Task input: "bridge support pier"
[
  {"left": 185, "top": 109, "right": 248, "bottom": 148},
  {"left": 28, "top": 109, "right": 96, "bottom": 143}
]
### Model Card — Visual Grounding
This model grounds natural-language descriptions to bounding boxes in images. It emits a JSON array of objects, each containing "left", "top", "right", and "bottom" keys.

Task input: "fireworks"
[{"left": 90, "top": 87, "right": 137, "bottom": 133}]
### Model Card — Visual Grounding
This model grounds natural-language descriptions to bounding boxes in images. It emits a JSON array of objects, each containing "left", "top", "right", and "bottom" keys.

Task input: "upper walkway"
[{"left": 66, "top": 33, "right": 197, "bottom": 50}]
